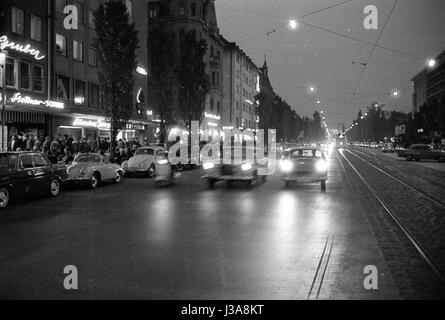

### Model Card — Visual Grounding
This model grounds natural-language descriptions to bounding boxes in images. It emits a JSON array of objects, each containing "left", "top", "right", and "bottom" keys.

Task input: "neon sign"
[
  {"left": 0, "top": 35, "right": 45, "bottom": 60},
  {"left": 1, "top": 92, "right": 64, "bottom": 109},
  {"left": 73, "top": 117, "right": 145, "bottom": 131},
  {"left": 204, "top": 112, "right": 220, "bottom": 120}
]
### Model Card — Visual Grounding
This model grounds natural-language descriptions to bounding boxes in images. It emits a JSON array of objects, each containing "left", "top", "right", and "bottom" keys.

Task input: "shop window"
[
  {"left": 90, "top": 83, "right": 100, "bottom": 107},
  {"left": 88, "top": 47, "right": 97, "bottom": 66},
  {"left": 73, "top": 39, "right": 84, "bottom": 62},
  {"left": 57, "top": 74, "right": 70, "bottom": 101},
  {"left": 30, "top": 15, "right": 42, "bottom": 41},
  {"left": 33, "top": 65, "right": 43, "bottom": 92},
  {"left": 11, "top": 7, "right": 24, "bottom": 35},
  {"left": 74, "top": 79, "right": 86, "bottom": 105},
  {"left": 20, "top": 61, "right": 31, "bottom": 90},
  {"left": 56, "top": 33, "right": 67, "bottom": 56},
  {"left": 5, "top": 57, "right": 18, "bottom": 89}
]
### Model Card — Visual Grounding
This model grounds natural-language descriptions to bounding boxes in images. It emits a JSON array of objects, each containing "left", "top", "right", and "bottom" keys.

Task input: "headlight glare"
[
  {"left": 281, "top": 160, "right": 293, "bottom": 172},
  {"left": 315, "top": 160, "right": 328, "bottom": 172},
  {"left": 203, "top": 162, "right": 215, "bottom": 170},
  {"left": 241, "top": 163, "right": 252, "bottom": 171}
]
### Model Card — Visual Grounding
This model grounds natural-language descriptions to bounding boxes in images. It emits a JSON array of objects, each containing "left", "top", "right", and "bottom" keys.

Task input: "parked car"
[
  {"left": 397, "top": 144, "right": 445, "bottom": 162},
  {"left": 0, "top": 152, "right": 68, "bottom": 208},
  {"left": 280, "top": 148, "right": 328, "bottom": 191},
  {"left": 121, "top": 146, "right": 166, "bottom": 177},
  {"left": 202, "top": 146, "right": 267, "bottom": 188},
  {"left": 66, "top": 153, "right": 123, "bottom": 188}
]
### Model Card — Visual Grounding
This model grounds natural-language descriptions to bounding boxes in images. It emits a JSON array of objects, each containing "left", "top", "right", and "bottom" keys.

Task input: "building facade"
[
  {"left": 411, "top": 50, "right": 445, "bottom": 115},
  {"left": 222, "top": 38, "right": 259, "bottom": 132},
  {"left": 147, "top": 0, "right": 225, "bottom": 141},
  {"left": 51, "top": 0, "right": 154, "bottom": 145},
  {"left": 0, "top": 0, "right": 54, "bottom": 150}
]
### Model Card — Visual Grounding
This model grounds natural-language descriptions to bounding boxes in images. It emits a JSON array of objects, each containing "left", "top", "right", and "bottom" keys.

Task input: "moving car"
[
  {"left": 280, "top": 148, "right": 328, "bottom": 191},
  {"left": 0, "top": 152, "right": 67, "bottom": 208},
  {"left": 121, "top": 146, "right": 166, "bottom": 177},
  {"left": 397, "top": 144, "right": 445, "bottom": 162},
  {"left": 370, "top": 142, "right": 378, "bottom": 149},
  {"left": 66, "top": 153, "right": 123, "bottom": 188},
  {"left": 202, "top": 146, "right": 267, "bottom": 188},
  {"left": 382, "top": 143, "right": 395, "bottom": 153}
]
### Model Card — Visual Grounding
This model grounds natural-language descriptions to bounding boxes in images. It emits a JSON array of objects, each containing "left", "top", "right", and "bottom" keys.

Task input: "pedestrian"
[{"left": 42, "top": 136, "right": 51, "bottom": 152}]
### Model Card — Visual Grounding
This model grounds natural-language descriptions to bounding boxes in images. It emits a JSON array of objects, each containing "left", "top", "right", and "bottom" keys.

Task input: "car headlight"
[
  {"left": 280, "top": 160, "right": 293, "bottom": 172},
  {"left": 203, "top": 162, "right": 215, "bottom": 170},
  {"left": 315, "top": 160, "right": 327, "bottom": 172},
  {"left": 158, "top": 159, "right": 168, "bottom": 165},
  {"left": 241, "top": 163, "right": 252, "bottom": 171},
  {"left": 80, "top": 168, "right": 87, "bottom": 176},
  {"left": 122, "top": 161, "right": 128, "bottom": 168},
  {"left": 139, "top": 162, "right": 147, "bottom": 168}
]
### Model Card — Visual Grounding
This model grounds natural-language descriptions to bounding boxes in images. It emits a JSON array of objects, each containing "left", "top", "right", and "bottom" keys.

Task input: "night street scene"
[{"left": 0, "top": 0, "right": 445, "bottom": 304}]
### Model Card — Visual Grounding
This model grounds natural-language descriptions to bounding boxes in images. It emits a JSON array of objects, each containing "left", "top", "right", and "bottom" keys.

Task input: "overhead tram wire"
[{"left": 353, "top": 0, "right": 399, "bottom": 97}]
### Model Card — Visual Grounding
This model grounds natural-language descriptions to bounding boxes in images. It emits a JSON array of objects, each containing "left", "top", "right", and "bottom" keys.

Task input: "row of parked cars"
[{"left": 0, "top": 145, "right": 177, "bottom": 209}]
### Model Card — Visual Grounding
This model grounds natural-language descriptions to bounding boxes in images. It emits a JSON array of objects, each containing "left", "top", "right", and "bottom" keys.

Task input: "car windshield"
[
  {"left": 74, "top": 154, "right": 101, "bottom": 163},
  {"left": 135, "top": 148, "right": 154, "bottom": 156},
  {"left": 290, "top": 149, "right": 323, "bottom": 159},
  {"left": 0, "top": 154, "right": 17, "bottom": 171}
]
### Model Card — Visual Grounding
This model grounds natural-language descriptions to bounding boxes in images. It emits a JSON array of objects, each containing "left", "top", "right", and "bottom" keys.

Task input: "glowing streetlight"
[
  {"left": 289, "top": 19, "right": 298, "bottom": 30},
  {"left": 427, "top": 58, "right": 436, "bottom": 68},
  {"left": 392, "top": 90, "right": 399, "bottom": 97}
]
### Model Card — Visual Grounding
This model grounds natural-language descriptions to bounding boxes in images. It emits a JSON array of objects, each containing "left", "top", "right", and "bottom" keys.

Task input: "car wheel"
[
  {"left": 147, "top": 164, "right": 156, "bottom": 177},
  {"left": 439, "top": 156, "right": 445, "bottom": 163},
  {"left": 321, "top": 180, "right": 327, "bottom": 191},
  {"left": 90, "top": 172, "right": 101, "bottom": 189},
  {"left": 48, "top": 179, "right": 61, "bottom": 197},
  {"left": 406, "top": 155, "right": 413, "bottom": 161},
  {"left": 114, "top": 171, "right": 122, "bottom": 184},
  {"left": 0, "top": 188, "right": 10, "bottom": 208},
  {"left": 208, "top": 178, "right": 215, "bottom": 189},
  {"left": 176, "top": 163, "right": 184, "bottom": 172}
]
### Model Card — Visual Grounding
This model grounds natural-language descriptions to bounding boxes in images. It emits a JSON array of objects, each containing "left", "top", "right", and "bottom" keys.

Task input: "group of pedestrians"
[{"left": 9, "top": 134, "right": 144, "bottom": 164}]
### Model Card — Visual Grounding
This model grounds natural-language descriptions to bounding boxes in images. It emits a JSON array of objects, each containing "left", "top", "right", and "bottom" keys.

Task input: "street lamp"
[
  {"left": 0, "top": 52, "right": 6, "bottom": 152},
  {"left": 427, "top": 58, "right": 436, "bottom": 68},
  {"left": 289, "top": 19, "right": 298, "bottom": 30}
]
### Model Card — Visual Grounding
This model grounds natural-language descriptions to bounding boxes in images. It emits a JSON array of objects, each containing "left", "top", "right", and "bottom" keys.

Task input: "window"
[
  {"left": 125, "top": 0, "right": 133, "bottom": 17},
  {"left": 56, "top": 0, "right": 67, "bottom": 13},
  {"left": 11, "top": 7, "right": 24, "bottom": 35},
  {"left": 210, "top": 97, "right": 214, "bottom": 111},
  {"left": 179, "top": 2, "right": 185, "bottom": 15},
  {"left": 20, "top": 61, "right": 31, "bottom": 90},
  {"left": 236, "top": 101, "right": 239, "bottom": 110},
  {"left": 210, "top": 46, "right": 214, "bottom": 57},
  {"left": 179, "top": 29, "right": 185, "bottom": 43},
  {"left": 191, "top": 3, "right": 196, "bottom": 16},
  {"left": 149, "top": 9, "right": 157, "bottom": 18},
  {"left": 57, "top": 74, "right": 70, "bottom": 101},
  {"left": 88, "top": 47, "right": 97, "bottom": 66},
  {"left": 74, "top": 2, "right": 84, "bottom": 24},
  {"left": 73, "top": 40, "right": 84, "bottom": 62},
  {"left": 217, "top": 102, "right": 220, "bottom": 114},
  {"left": 89, "top": 9, "right": 95, "bottom": 28},
  {"left": 216, "top": 72, "right": 220, "bottom": 86},
  {"left": 56, "top": 33, "right": 67, "bottom": 56},
  {"left": 19, "top": 154, "right": 34, "bottom": 169},
  {"left": 90, "top": 83, "right": 100, "bottom": 107},
  {"left": 30, "top": 15, "right": 42, "bottom": 41},
  {"left": 74, "top": 79, "right": 86, "bottom": 104},
  {"left": 33, "top": 65, "right": 43, "bottom": 92},
  {"left": 32, "top": 154, "right": 48, "bottom": 167},
  {"left": 5, "top": 58, "right": 18, "bottom": 88}
]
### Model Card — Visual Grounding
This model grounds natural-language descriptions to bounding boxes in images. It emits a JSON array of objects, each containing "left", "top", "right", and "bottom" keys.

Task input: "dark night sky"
[{"left": 216, "top": 0, "right": 445, "bottom": 131}]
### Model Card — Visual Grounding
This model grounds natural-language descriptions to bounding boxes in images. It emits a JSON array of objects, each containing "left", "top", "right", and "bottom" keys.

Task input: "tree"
[
  {"left": 147, "top": 26, "right": 176, "bottom": 143},
  {"left": 94, "top": 1, "right": 138, "bottom": 158},
  {"left": 175, "top": 31, "right": 210, "bottom": 134}
]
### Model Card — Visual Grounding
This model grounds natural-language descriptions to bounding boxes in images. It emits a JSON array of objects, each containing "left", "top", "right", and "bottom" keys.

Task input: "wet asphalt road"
[{"left": 0, "top": 151, "right": 400, "bottom": 299}]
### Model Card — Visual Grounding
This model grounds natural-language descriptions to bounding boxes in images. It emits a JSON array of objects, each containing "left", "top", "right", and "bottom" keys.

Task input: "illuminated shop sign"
[
  {"left": 204, "top": 112, "right": 220, "bottom": 120},
  {"left": 0, "top": 35, "right": 45, "bottom": 60},
  {"left": 73, "top": 117, "right": 145, "bottom": 130},
  {"left": 136, "top": 66, "right": 148, "bottom": 76},
  {"left": 0, "top": 92, "right": 64, "bottom": 109}
]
